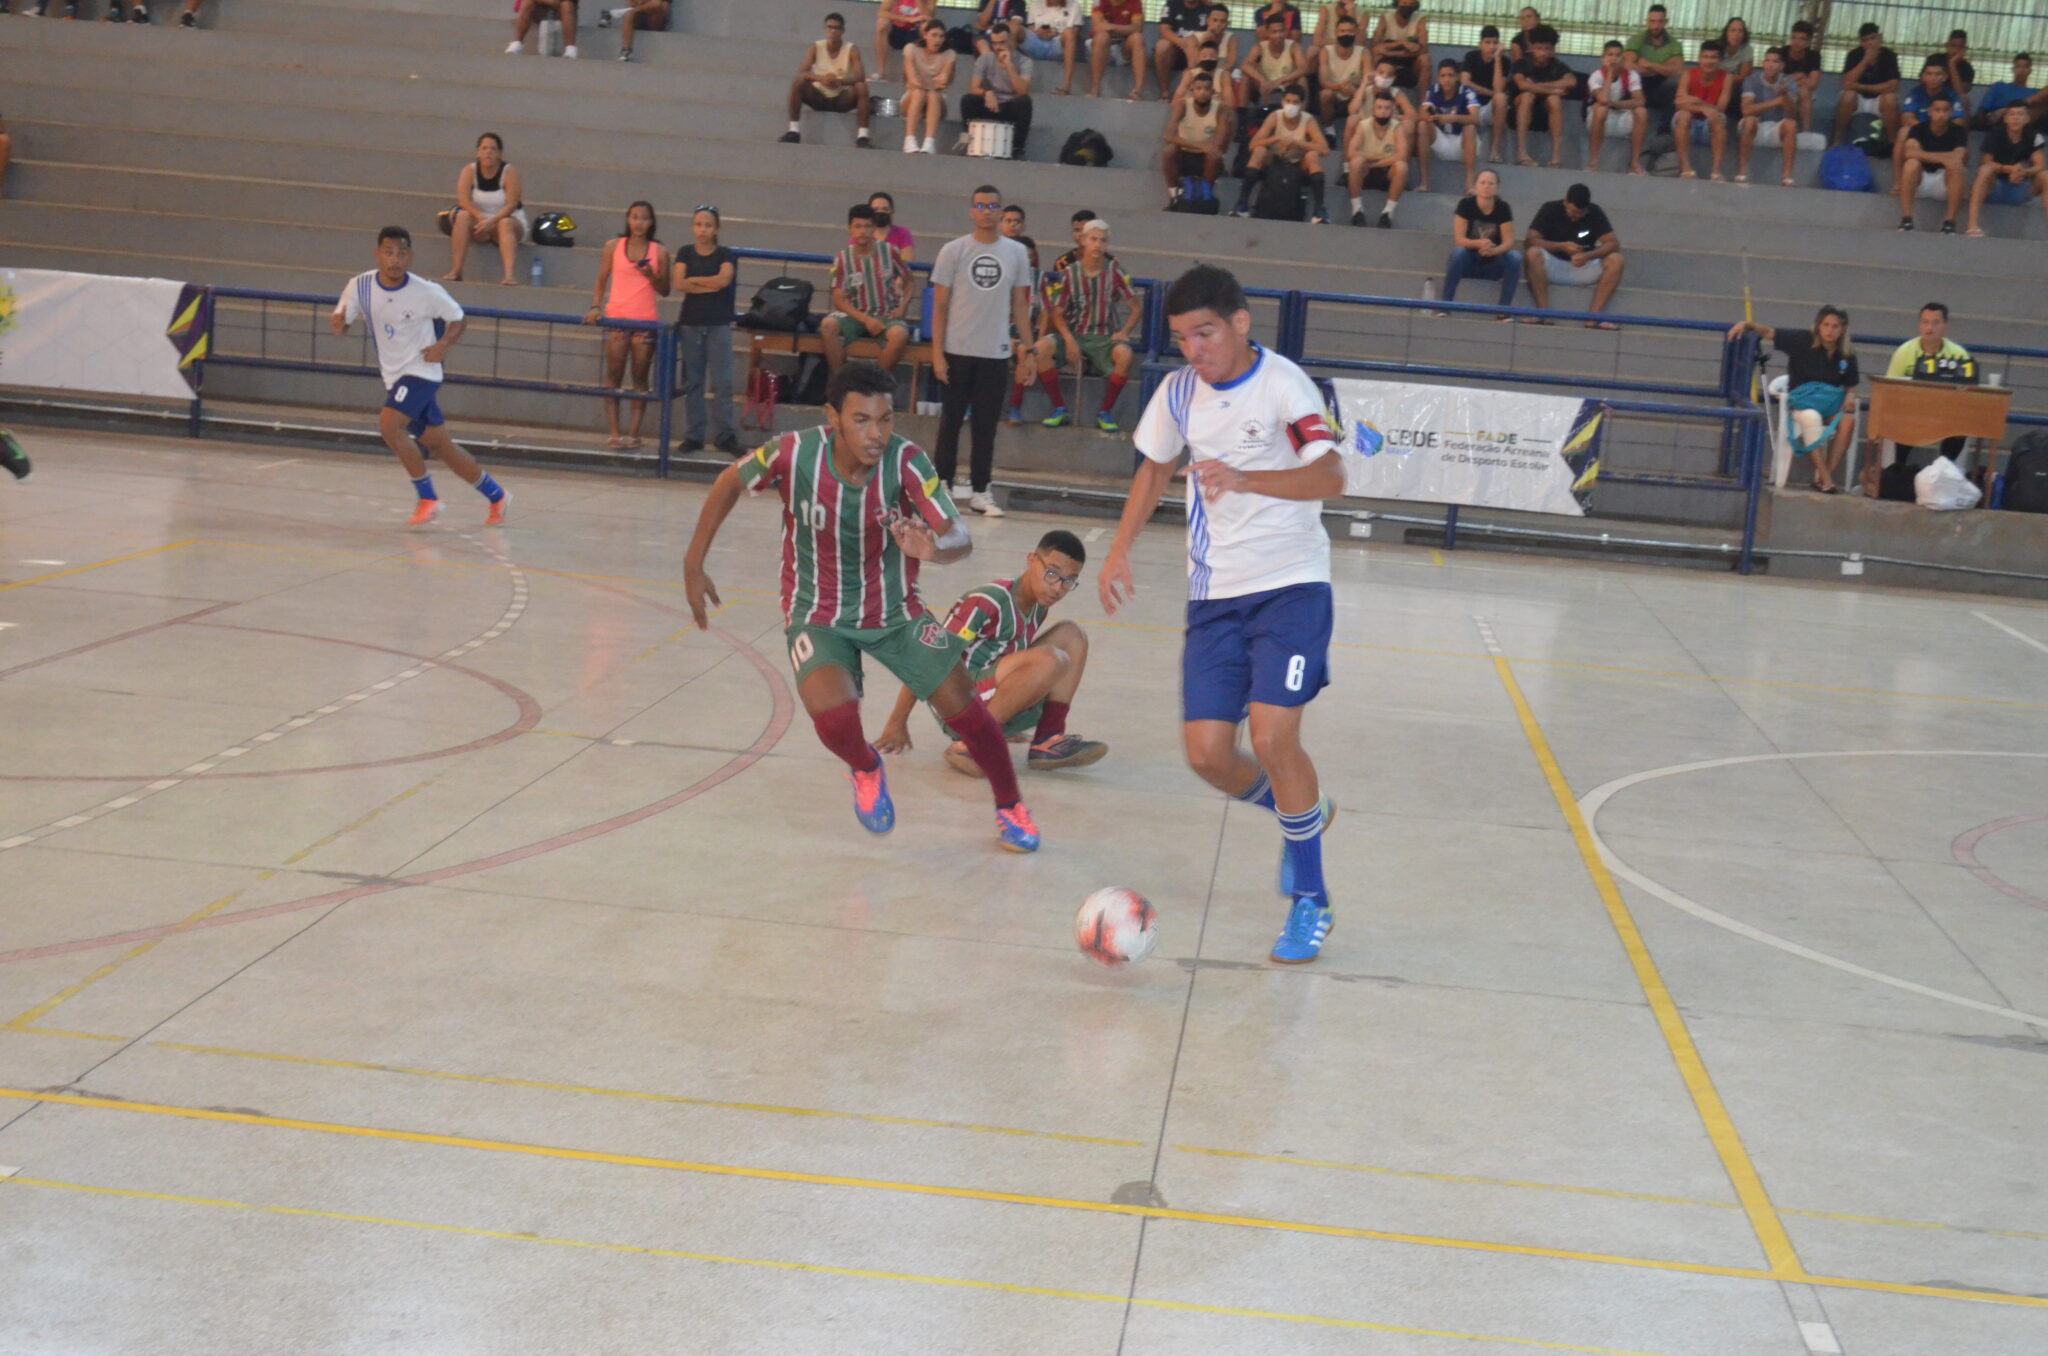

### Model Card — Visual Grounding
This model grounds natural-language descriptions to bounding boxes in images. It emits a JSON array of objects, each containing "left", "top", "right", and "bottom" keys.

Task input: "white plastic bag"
[{"left": 1914, "top": 455, "right": 1982, "bottom": 511}]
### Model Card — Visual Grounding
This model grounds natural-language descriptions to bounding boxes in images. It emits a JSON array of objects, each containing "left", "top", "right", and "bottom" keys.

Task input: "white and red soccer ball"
[{"left": 1075, "top": 888, "right": 1158, "bottom": 968}]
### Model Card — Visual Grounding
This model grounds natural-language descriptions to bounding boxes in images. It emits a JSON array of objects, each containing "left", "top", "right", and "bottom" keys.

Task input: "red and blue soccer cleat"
[
  {"left": 996, "top": 802, "right": 1039, "bottom": 853},
  {"left": 850, "top": 755, "right": 895, "bottom": 834}
]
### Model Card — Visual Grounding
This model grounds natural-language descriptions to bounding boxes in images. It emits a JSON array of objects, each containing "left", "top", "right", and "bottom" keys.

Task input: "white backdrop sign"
[
  {"left": 0, "top": 269, "right": 210, "bottom": 401},
  {"left": 1330, "top": 377, "right": 1605, "bottom": 516}
]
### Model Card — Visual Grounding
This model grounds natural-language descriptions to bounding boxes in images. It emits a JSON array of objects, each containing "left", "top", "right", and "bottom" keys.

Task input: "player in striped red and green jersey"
[
  {"left": 878, "top": 529, "right": 1108, "bottom": 775},
  {"left": 684, "top": 361, "right": 1043, "bottom": 853},
  {"left": 1029, "top": 219, "right": 1141, "bottom": 434},
  {"left": 824, "top": 204, "right": 914, "bottom": 376}
]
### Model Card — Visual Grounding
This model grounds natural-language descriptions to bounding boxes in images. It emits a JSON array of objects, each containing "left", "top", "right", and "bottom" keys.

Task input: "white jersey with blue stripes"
[
  {"left": 1132, "top": 344, "right": 1338, "bottom": 602},
  {"left": 335, "top": 271, "right": 464, "bottom": 389}
]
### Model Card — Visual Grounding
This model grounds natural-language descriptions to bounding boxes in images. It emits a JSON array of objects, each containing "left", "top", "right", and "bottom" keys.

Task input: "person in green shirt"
[
  {"left": 1624, "top": 3, "right": 1684, "bottom": 115},
  {"left": 1884, "top": 301, "right": 1977, "bottom": 466}
]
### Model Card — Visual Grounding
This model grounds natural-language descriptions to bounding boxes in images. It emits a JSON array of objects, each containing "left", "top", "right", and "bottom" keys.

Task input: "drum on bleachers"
[{"left": 967, "top": 121, "right": 1015, "bottom": 159}]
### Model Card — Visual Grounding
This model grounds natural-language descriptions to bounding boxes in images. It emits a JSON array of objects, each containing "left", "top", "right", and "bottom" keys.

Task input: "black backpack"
[
  {"left": 739, "top": 277, "right": 814, "bottom": 333},
  {"left": 1252, "top": 159, "right": 1306, "bottom": 221},
  {"left": 1877, "top": 456, "right": 1920, "bottom": 503},
  {"left": 2002, "top": 432, "right": 2048, "bottom": 514},
  {"left": 1059, "top": 129, "right": 1114, "bottom": 167},
  {"left": 946, "top": 24, "right": 980, "bottom": 54}
]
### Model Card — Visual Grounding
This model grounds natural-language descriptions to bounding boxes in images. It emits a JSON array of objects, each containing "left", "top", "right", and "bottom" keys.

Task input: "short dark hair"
[
  {"left": 1071, "top": 208, "right": 1097, "bottom": 225},
  {"left": 1764, "top": 45, "right": 1784, "bottom": 61},
  {"left": 1857, "top": 22, "right": 1880, "bottom": 38},
  {"left": 378, "top": 225, "right": 412, "bottom": 247},
  {"left": 1262, "top": 13, "right": 1282, "bottom": 26},
  {"left": 1949, "top": 28, "right": 1967, "bottom": 43},
  {"left": 1440, "top": 57, "right": 1460, "bottom": 70},
  {"left": 1337, "top": 14, "right": 1356, "bottom": 27},
  {"left": 1922, "top": 57, "right": 1947, "bottom": 73},
  {"left": 1528, "top": 24, "right": 1559, "bottom": 45},
  {"left": 1647, "top": 3, "right": 1667, "bottom": 14},
  {"left": 1001, "top": 204, "right": 1025, "bottom": 218},
  {"left": 1209, "top": 2, "right": 1229, "bottom": 14},
  {"left": 869, "top": 190, "right": 896, "bottom": 209},
  {"left": 972, "top": 183, "right": 1001, "bottom": 200},
  {"left": 2017, "top": 52, "right": 2033, "bottom": 64},
  {"left": 1602, "top": 39, "right": 1622, "bottom": 53},
  {"left": 826, "top": 360, "right": 897, "bottom": 409},
  {"left": 1791, "top": 20, "right": 1813, "bottom": 36},
  {"left": 475, "top": 131, "right": 504, "bottom": 151},
  {"left": 1479, "top": 23, "right": 1499, "bottom": 38},
  {"left": 1038, "top": 529, "right": 1087, "bottom": 565},
  {"left": 1164, "top": 262, "right": 1247, "bottom": 320},
  {"left": 1920, "top": 301, "right": 1950, "bottom": 320},
  {"left": 1700, "top": 39, "right": 1723, "bottom": 56},
  {"left": 848, "top": 203, "right": 877, "bottom": 224},
  {"left": 824, "top": 11, "right": 844, "bottom": 24},
  {"left": 1929, "top": 95, "right": 1953, "bottom": 108},
  {"left": 1282, "top": 83, "right": 1307, "bottom": 100},
  {"left": 1564, "top": 182, "right": 1592, "bottom": 208}
]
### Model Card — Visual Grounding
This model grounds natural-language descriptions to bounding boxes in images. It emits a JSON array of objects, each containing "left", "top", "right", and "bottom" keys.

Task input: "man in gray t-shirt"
[
  {"left": 930, "top": 184, "right": 1037, "bottom": 512},
  {"left": 967, "top": 25, "right": 1036, "bottom": 158},
  {"left": 1737, "top": 47, "right": 1797, "bottom": 183}
]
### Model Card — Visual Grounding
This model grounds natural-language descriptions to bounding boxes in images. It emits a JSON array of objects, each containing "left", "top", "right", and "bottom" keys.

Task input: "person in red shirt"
[
  {"left": 1672, "top": 39, "right": 1731, "bottom": 180},
  {"left": 1090, "top": 0, "right": 1149, "bottom": 99}
]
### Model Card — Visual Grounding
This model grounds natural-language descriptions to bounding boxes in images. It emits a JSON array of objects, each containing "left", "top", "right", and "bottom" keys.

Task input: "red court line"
[
  {"left": 0, "top": 602, "right": 236, "bottom": 680},
  {"left": 0, "top": 624, "right": 793, "bottom": 966},
  {"left": 1951, "top": 814, "right": 2048, "bottom": 912}
]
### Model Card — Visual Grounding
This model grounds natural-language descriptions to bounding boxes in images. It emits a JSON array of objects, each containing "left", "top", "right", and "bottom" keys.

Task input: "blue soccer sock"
[
  {"left": 474, "top": 473, "right": 506, "bottom": 504},
  {"left": 410, "top": 475, "right": 437, "bottom": 501},
  {"left": 1278, "top": 803, "right": 1327, "bottom": 900},
  {"left": 1233, "top": 768, "right": 1277, "bottom": 812}
]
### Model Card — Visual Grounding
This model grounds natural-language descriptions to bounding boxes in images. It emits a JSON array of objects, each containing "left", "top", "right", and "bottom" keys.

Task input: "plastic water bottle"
[
  {"left": 1421, "top": 276, "right": 1437, "bottom": 302},
  {"left": 529, "top": 255, "right": 544, "bottom": 288}
]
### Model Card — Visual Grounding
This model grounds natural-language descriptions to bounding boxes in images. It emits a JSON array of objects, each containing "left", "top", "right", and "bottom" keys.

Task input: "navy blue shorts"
[
  {"left": 1181, "top": 582, "right": 1332, "bottom": 723},
  {"left": 384, "top": 377, "right": 445, "bottom": 438}
]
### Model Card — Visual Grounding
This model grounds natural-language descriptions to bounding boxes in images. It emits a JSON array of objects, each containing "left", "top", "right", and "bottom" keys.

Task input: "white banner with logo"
[
  {"left": 0, "top": 269, "right": 211, "bottom": 401},
  {"left": 1330, "top": 377, "right": 1605, "bottom": 516}
]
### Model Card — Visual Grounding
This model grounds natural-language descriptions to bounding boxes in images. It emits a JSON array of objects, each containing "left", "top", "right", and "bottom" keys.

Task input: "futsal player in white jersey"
[
  {"left": 1099, "top": 263, "right": 1343, "bottom": 963},
  {"left": 330, "top": 226, "right": 510, "bottom": 526}
]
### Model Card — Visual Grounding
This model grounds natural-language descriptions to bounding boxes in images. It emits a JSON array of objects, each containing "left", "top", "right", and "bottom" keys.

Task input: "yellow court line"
[
  {"left": 2, "top": 1086, "right": 2042, "bottom": 1311},
  {"left": 0, "top": 1177, "right": 1669, "bottom": 1355},
  {"left": 4, "top": 1026, "right": 126, "bottom": 1043},
  {"left": 1486, "top": 649, "right": 1802, "bottom": 1279},
  {"left": 0, "top": 540, "right": 197, "bottom": 593},
  {"left": 146, "top": 1043, "right": 1145, "bottom": 1148}
]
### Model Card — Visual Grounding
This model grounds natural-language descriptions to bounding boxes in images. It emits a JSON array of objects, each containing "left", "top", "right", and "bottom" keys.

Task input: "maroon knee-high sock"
[
  {"left": 1009, "top": 380, "right": 1027, "bottom": 410},
  {"left": 1032, "top": 700, "right": 1070, "bottom": 744},
  {"left": 1102, "top": 374, "right": 1128, "bottom": 411},
  {"left": 945, "top": 697, "right": 1022, "bottom": 808},
  {"left": 812, "top": 701, "right": 880, "bottom": 773},
  {"left": 1039, "top": 369, "right": 1065, "bottom": 407}
]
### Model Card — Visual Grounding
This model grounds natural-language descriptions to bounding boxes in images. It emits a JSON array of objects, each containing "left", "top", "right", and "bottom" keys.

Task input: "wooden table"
[{"left": 1866, "top": 377, "right": 2012, "bottom": 475}]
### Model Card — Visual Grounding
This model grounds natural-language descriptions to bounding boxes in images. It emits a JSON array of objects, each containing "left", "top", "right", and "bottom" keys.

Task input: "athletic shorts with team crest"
[
  {"left": 384, "top": 378, "right": 445, "bottom": 438},
  {"left": 787, "top": 613, "right": 964, "bottom": 701},
  {"left": 1181, "top": 582, "right": 1332, "bottom": 722}
]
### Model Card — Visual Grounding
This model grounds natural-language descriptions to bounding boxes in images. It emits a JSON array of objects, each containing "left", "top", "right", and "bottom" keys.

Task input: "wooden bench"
[{"left": 742, "top": 328, "right": 935, "bottom": 409}]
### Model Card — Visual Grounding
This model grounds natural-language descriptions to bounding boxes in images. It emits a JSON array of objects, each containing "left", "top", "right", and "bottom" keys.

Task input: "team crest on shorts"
[{"left": 919, "top": 620, "right": 948, "bottom": 648}]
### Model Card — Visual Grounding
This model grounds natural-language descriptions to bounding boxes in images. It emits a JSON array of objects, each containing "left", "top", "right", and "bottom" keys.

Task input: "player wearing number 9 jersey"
[
  {"left": 330, "top": 226, "right": 510, "bottom": 527},
  {"left": 1099, "top": 263, "right": 1344, "bottom": 964},
  {"left": 682, "top": 361, "right": 1043, "bottom": 854}
]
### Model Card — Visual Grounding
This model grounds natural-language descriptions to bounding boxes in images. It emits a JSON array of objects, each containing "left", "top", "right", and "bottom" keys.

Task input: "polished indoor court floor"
[{"left": 1, "top": 429, "right": 2045, "bottom": 1355}]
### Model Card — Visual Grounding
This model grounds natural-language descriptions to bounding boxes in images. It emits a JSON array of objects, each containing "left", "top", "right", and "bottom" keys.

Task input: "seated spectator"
[
  {"left": 1672, "top": 40, "right": 1731, "bottom": 181},
  {"left": 1355, "top": 55, "right": 1420, "bottom": 123},
  {"left": 1156, "top": 0, "right": 1212, "bottom": 103},
  {"left": 1971, "top": 54, "right": 2034, "bottom": 132},
  {"left": 1252, "top": 0, "right": 1304, "bottom": 41},
  {"left": 672, "top": 207, "right": 738, "bottom": 456},
  {"left": 1164, "top": 69, "right": 1234, "bottom": 206},
  {"left": 1240, "top": 15, "right": 1306, "bottom": 108},
  {"left": 1090, "top": 0, "right": 1148, "bottom": 100},
  {"left": 1318, "top": 15, "right": 1369, "bottom": 132},
  {"left": 584, "top": 201, "right": 671, "bottom": 450},
  {"left": 1505, "top": 6, "right": 1540, "bottom": 65},
  {"left": 507, "top": 0, "right": 578, "bottom": 59},
  {"left": 1896, "top": 95, "right": 1966, "bottom": 233},
  {"left": 782, "top": 13, "right": 874, "bottom": 148},
  {"left": 902, "top": 20, "right": 957, "bottom": 154},
  {"left": 605, "top": 0, "right": 670, "bottom": 63},
  {"left": 1419, "top": 59, "right": 1481, "bottom": 194},
  {"left": 1178, "top": 7, "right": 1241, "bottom": 106},
  {"left": 999, "top": 205, "right": 1043, "bottom": 416},
  {"left": 1023, "top": 0, "right": 1086, "bottom": 95},
  {"left": 1523, "top": 183, "right": 1625, "bottom": 326},
  {"left": 1966, "top": 103, "right": 2048, "bottom": 236},
  {"left": 873, "top": 0, "right": 936, "bottom": 84},
  {"left": 1713, "top": 18, "right": 1754, "bottom": 114},
  {"left": 1737, "top": 46, "right": 1798, "bottom": 185},
  {"left": 1832, "top": 23, "right": 1901, "bottom": 147},
  {"left": 1928, "top": 29, "right": 1975, "bottom": 114},
  {"left": 1727, "top": 305, "right": 1859, "bottom": 493},
  {"left": 1032, "top": 220, "right": 1139, "bottom": 432},
  {"left": 1778, "top": 21, "right": 1822, "bottom": 130},
  {"left": 1460, "top": 24, "right": 1510, "bottom": 163},
  {"left": 1893, "top": 57, "right": 1961, "bottom": 171},
  {"left": 443, "top": 133, "right": 526, "bottom": 286},
  {"left": 977, "top": 0, "right": 1030, "bottom": 54},
  {"left": 825, "top": 204, "right": 915, "bottom": 376},
  {"left": 1511, "top": 24, "right": 1572, "bottom": 169},
  {"left": 866, "top": 191, "right": 914, "bottom": 265},
  {"left": 969, "top": 25, "right": 1036, "bottom": 157},
  {"left": 1236, "top": 85, "right": 1331, "bottom": 221},
  {"left": 1052, "top": 207, "right": 1100, "bottom": 271},
  {"left": 1343, "top": 87, "right": 1408, "bottom": 226},
  {"left": 1625, "top": 3, "right": 1686, "bottom": 118},
  {"left": 1585, "top": 40, "right": 1647, "bottom": 174},
  {"left": 1441, "top": 168, "right": 1520, "bottom": 315},
  {"left": 1370, "top": 0, "right": 1429, "bottom": 91},
  {"left": 1309, "top": 0, "right": 1368, "bottom": 66},
  {"left": 1883, "top": 302, "right": 1977, "bottom": 470}
]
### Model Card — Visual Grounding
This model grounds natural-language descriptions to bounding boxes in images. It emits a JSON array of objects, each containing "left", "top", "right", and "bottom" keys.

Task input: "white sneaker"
[
  {"left": 968, "top": 491, "right": 1004, "bottom": 517},
  {"left": 904, "top": 136, "right": 919, "bottom": 153},
  {"left": 563, "top": 44, "right": 578, "bottom": 57},
  {"left": 505, "top": 40, "right": 524, "bottom": 53},
  {"left": 921, "top": 137, "right": 937, "bottom": 154}
]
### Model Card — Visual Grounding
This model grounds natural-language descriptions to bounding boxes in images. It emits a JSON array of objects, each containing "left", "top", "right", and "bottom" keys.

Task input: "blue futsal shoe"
[
  {"left": 1270, "top": 895, "right": 1334, "bottom": 964},
  {"left": 1277, "top": 795, "right": 1337, "bottom": 896},
  {"left": 996, "top": 802, "right": 1041, "bottom": 853},
  {"left": 850, "top": 754, "right": 895, "bottom": 835}
]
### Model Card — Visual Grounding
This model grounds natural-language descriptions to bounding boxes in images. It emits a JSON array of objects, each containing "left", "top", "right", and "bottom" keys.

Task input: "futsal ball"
[{"left": 1075, "top": 888, "right": 1158, "bottom": 968}]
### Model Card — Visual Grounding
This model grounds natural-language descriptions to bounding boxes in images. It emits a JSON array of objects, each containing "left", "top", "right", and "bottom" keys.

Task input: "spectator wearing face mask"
[
  {"left": 1369, "top": 0, "right": 1427, "bottom": 91},
  {"left": 1317, "top": 16, "right": 1368, "bottom": 134},
  {"left": 1237, "top": 85, "right": 1331, "bottom": 222},
  {"left": 1343, "top": 86, "right": 1408, "bottom": 226},
  {"left": 865, "top": 192, "right": 914, "bottom": 266},
  {"left": 1165, "top": 69, "right": 1234, "bottom": 205},
  {"left": 1155, "top": 0, "right": 1213, "bottom": 104},
  {"left": 1176, "top": 7, "right": 1240, "bottom": 105}
]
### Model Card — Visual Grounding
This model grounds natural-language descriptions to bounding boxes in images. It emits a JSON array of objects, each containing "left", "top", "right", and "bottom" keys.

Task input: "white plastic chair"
[{"left": 1763, "top": 374, "right": 1864, "bottom": 489}]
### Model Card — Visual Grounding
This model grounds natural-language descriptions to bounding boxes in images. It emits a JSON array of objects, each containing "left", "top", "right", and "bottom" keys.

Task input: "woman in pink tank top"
[{"left": 586, "top": 201, "right": 671, "bottom": 449}]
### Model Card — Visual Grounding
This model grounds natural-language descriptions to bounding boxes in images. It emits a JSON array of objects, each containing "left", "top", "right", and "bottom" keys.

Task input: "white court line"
[
  {"left": 1973, "top": 609, "right": 2048, "bottom": 659},
  {"left": 0, "top": 1165, "right": 18, "bottom": 1180},
  {"left": 251, "top": 459, "right": 301, "bottom": 471},
  {"left": 20, "top": 559, "right": 67, "bottom": 566},
  {"left": 1798, "top": 1322, "right": 1843, "bottom": 1355},
  {"left": 1578, "top": 750, "right": 2048, "bottom": 1029},
  {"left": 1083, "top": 527, "right": 1105, "bottom": 542}
]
